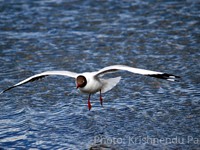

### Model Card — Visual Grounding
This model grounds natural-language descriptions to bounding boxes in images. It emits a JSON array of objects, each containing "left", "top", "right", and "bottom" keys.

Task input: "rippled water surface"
[{"left": 0, "top": 0, "right": 200, "bottom": 149}]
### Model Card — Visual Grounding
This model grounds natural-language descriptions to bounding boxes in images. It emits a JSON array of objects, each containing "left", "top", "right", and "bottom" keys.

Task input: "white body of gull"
[{"left": 0, "top": 65, "right": 180, "bottom": 110}]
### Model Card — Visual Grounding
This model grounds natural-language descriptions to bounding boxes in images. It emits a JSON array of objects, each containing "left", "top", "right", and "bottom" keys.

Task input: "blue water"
[{"left": 0, "top": 0, "right": 200, "bottom": 149}]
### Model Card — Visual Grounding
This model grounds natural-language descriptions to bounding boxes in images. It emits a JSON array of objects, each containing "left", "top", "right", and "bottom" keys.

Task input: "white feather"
[
  {"left": 95, "top": 65, "right": 163, "bottom": 77},
  {"left": 100, "top": 76, "right": 121, "bottom": 93}
]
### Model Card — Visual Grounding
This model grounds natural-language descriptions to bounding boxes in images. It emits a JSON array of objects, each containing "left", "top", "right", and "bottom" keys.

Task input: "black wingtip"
[
  {"left": 0, "top": 75, "right": 48, "bottom": 95},
  {"left": 0, "top": 86, "right": 17, "bottom": 94},
  {"left": 147, "top": 73, "right": 181, "bottom": 82}
]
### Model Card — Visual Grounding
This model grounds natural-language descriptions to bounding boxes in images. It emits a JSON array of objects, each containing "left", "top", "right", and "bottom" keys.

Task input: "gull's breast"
[{"left": 79, "top": 77, "right": 103, "bottom": 94}]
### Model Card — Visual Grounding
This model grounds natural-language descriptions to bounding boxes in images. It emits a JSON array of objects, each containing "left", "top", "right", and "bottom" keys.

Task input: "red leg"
[
  {"left": 88, "top": 94, "right": 92, "bottom": 110},
  {"left": 100, "top": 90, "right": 103, "bottom": 106}
]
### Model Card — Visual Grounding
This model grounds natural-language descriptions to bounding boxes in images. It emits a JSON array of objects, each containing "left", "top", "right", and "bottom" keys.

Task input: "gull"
[{"left": 0, "top": 65, "right": 180, "bottom": 110}]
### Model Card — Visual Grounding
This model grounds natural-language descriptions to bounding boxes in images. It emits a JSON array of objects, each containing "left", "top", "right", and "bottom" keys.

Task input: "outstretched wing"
[
  {"left": 94, "top": 65, "right": 180, "bottom": 81},
  {"left": 0, "top": 71, "right": 78, "bottom": 94}
]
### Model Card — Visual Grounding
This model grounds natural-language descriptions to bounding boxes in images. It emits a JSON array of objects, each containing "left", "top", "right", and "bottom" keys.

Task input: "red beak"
[{"left": 76, "top": 84, "right": 80, "bottom": 89}]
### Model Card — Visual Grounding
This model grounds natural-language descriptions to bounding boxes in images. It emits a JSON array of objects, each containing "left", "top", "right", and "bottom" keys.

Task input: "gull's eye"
[{"left": 76, "top": 75, "right": 87, "bottom": 88}]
